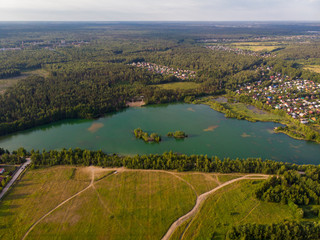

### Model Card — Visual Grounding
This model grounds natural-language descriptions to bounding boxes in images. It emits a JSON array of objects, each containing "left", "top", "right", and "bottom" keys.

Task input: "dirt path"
[
  {"left": 22, "top": 168, "right": 118, "bottom": 240},
  {"left": 161, "top": 174, "right": 269, "bottom": 240}
]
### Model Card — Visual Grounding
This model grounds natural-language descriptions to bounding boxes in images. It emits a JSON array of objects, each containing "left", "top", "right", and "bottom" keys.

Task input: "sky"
[{"left": 1, "top": 0, "right": 320, "bottom": 21}]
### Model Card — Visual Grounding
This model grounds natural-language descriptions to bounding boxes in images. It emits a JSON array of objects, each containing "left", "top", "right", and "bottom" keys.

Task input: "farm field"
[
  {"left": 0, "top": 167, "right": 200, "bottom": 240},
  {"left": 1, "top": 166, "right": 319, "bottom": 240},
  {"left": 169, "top": 180, "right": 296, "bottom": 240},
  {"left": 155, "top": 82, "right": 200, "bottom": 90},
  {"left": 0, "top": 166, "right": 92, "bottom": 240},
  {"left": 229, "top": 42, "right": 286, "bottom": 52},
  {"left": 304, "top": 65, "right": 320, "bottom": 74}
]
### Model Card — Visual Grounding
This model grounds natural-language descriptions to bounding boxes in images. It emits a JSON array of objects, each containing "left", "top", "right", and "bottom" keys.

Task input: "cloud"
[{"left": 0, "top": 0, "right": 319, "bottom": 21}]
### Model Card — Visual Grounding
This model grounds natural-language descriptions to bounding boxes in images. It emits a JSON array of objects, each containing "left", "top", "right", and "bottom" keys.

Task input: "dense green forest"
[
  {"left": 227, "top": 221, "right": 320, "bottom": 240},
  {"left": 256, "top": 170, "right": 320, "bottom": 205},
  {"left": 7, "top": 148, "right": 300, "bottom": 173}
]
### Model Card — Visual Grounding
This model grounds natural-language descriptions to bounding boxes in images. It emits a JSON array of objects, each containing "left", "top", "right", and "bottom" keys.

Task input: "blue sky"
[{"left": 1, "top": 0, "right": 320, "bottom": 21}]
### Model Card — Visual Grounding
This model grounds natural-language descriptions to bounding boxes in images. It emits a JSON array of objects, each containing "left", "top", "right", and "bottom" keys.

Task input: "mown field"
[
  {"left": 0, "top": 167, "right": 200, "bottom": 240},
  {"left": 304, "top": 65, "right": 320, "bottom": 74},
  {"left": 1, "top": 166, "right": 318, "bottom": 240},
  {"left": 0, "top": 166, "right": 92, "bottom": 239},
  {"left": 229, "top": 42, "right": 286, "bottom": 52},
  {"left": 155, "top": 82, "right": 200, "bottom": 90},
  {"left": 169, "top": 180, "right": 296, "bottom": 240}
]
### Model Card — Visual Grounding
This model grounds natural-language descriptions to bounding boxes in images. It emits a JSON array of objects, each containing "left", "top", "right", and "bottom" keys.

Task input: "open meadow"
[
  {"left": 169, "top": 180, "right": 295, "bottom": 240},
  {"left": 229, "top": 42, "right": 286, "bottom": 52},
  {"left": 304, "top": 65, "right": 320, "bottom": 74},
  {"left": 1, "top": 166, "right": 319, "bottom": 240},
  {"left": 155, "top": 82, "right": 201, "bottom": 90}
]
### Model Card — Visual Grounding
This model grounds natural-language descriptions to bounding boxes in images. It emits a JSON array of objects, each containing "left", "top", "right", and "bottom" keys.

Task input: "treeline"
[
  {"left": 28, "top": 148, "right": 300, "bottom": 174},
  {"left": 227, "top": 221, "right": 320, "bottom": 240},
  {"left": 0, "top": 68, "right": 20, "bottom": 79},
  {"left": 256, "top": 170, "right": 320, "bottom": 205},
  {"left": 0, "top": 147, "right": 26, "bottom": 165},
  {"left": 0, "top": 60, "right": 218, "bottom": 136}
]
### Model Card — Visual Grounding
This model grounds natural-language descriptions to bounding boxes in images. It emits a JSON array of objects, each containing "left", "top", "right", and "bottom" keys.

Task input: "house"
[{"left": 0, "top": 168, "right": 5, "bottom": 174}]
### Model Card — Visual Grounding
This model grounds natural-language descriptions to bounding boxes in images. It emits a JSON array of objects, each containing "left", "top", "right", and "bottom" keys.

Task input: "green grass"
[
  {"left": 226, "top": 102, "right": 285, "bottom": 122},
  {"left": 2, "top": 166, "right": 317, "bottom": 240},
  {"left": 169, "top": 219, "right": 192, "bottom": 240},
  {"left": 0, "top": 166, "right": 91, "bottom": 240},
  {"left": 234, "top": 45, "right": 280, "bottom": 52},
  {"left": 202, "top": 97, "right": 286, "bottom": 123},
  {"left": 0, "top": 69, "right": 49, "bottom": 94},
  {"left": 176, "top": 172, "right": 220, "bottom": 195},
  {"left": 26, "top": 170, "right": 196, "bottom": 240},
  {"left": 155, "top": 82, "right": 200, "bottom": 90},
  {"left": 171, "top": 180, "right": 297, "bottom": 240},
  {"left": 217, "top": 174, "right": 244, "bottom": 183},
  {"left": 304, "top": 65, "right": 320, "bottom": 74},
  {"left": 229, "top": 42, "right": 286, "bottom": 52}
]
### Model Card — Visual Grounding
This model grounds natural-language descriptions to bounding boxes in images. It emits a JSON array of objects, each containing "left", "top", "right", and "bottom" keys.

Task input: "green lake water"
[{"left": 0, "top": 103, "right": 319, "bottom": 164}]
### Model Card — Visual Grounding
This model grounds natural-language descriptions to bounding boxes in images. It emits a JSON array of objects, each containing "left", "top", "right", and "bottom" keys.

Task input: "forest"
[
  {"left": 256, "top": 170, "right": 320, "bottom": 205},
  {"left": 227, "top": 221, "right": 320, "bottom": 240},
  {"left": 0, "top": 147, "right": 299, "bottom": 173}
]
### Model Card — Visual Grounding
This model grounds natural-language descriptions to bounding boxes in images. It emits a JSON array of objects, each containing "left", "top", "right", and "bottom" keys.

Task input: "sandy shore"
[{"left": 126, "top": 100, "right": 145, "bottom": 107}]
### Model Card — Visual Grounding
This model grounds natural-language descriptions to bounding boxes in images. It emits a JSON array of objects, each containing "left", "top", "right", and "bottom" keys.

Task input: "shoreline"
[{"left": 195, "top": 96, "right": 320, "bottom": 144}]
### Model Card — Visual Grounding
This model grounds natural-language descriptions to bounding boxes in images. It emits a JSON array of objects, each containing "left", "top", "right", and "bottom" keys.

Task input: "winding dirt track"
[
  {"left": 161, "top": 174, "right": 269, "bottom": 240},
  {"left": 20, "top": 168, "right": 268, "bottom": 240}
]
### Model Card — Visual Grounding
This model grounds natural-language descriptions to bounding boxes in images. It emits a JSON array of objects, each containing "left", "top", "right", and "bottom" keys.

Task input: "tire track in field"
[{"left": 161, "top": 174, "right": 269, "bottom": 240}]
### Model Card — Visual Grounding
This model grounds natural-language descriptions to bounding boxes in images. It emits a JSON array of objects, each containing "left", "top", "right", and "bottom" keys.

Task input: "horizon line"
[{"left": 0, "top": 20, "right": 320, "bottom": 23}]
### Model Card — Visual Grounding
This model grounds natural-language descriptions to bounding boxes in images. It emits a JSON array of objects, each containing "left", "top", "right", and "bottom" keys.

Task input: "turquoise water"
[{"left": 0, "top": 103, "right": 319, "bottom": 164}]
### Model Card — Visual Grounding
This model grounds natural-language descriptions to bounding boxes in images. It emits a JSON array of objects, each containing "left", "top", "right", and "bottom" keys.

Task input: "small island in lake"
[
  {"left": 167, "top": 131, "right": 188, "bottom": 139},
  {"left": 134, "top": 128, "right": 161, "bottom": 143}
]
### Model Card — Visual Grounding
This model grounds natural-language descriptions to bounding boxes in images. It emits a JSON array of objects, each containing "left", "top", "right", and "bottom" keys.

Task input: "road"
[
  {"left": 0, "top": 158, "right": 32, "bottom": 200},
  {"left": 161, "top": 174, "right": 269, "bottom": 240}
]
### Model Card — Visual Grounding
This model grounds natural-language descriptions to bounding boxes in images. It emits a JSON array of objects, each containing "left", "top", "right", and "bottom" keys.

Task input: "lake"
[{"left": 0, "top": 103, "right": 319, "bottom": 164}]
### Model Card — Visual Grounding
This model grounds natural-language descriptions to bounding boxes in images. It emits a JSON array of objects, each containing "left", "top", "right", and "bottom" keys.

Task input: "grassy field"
[
  {"left": 25, "top": 170, "right": 197, "bottom": 240},
  {"left": 0, "top": 167, "right": 200, "bottom": 240},
  {"left": 155, "top": 82, "right": 200, "bottom": 90},
  {"left": 170, "top": 180, "right": 297, "bottom": 240},
  {"left": 202, "top": 97, "right": 286, "bottom": 123},
  {"left": 216, "top": 174, "right": 245, "bottom": 183},
  {"left": 0, "top": 166, "right": 92, "bottom": 240},
  {"left": 175, "top": 172, "right": 220, "bottom": 195},
  {"left": 2, "top": 166, "right": 317, "bottom": 240},
  {"left": 304, "top": 65, "right": 320, "bottom": 74},
  {"left": 0, "top": 69, "right": 49, "bottom": 94},
  {"left": 229, "top": 42, "right": 285, "bottom": 52}
]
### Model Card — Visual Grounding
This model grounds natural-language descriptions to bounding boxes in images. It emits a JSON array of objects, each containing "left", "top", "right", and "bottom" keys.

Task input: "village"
[
  {"left": 236, "top": 70, "right": 320, "bottom": 124},
  {"left": 131, "top": 62, "right": 196, "bottom": 80},
  {"left": 0, "top": 40, "right": 90, "bottom": 51},
  {"left": 206, "top": 45, "right": 273, "bottom": 58}
]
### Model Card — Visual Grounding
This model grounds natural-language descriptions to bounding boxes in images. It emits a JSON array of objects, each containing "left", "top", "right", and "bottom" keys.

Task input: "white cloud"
[{"left": 0, "top": 0, "right": 319, "bottom": 21}]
